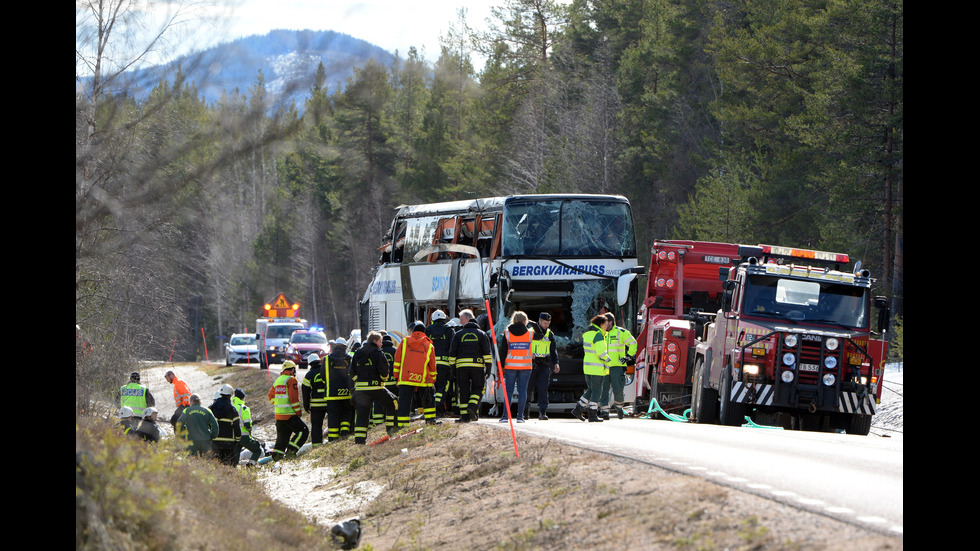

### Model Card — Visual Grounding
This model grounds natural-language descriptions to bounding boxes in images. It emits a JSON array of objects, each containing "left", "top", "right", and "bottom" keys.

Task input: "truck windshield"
[
  {"left": 267, "top": 325, "right": 304, "bottom": 339},
  {"left": 742, "top": 274, "right": 869, "bottom": 329},
  {"left": 502, "top": 200, "right": 635, "bottom": 258}
]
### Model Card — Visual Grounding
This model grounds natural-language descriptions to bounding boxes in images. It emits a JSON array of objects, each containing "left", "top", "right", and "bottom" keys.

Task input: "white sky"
[{"left": 218, "top": 1, "right": 500, "bottom": 64}]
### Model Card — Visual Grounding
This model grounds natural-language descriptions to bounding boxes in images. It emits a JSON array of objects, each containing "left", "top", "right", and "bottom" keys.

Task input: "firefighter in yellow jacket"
[
  {"left": 600, "top": 312, "right": 637, "bottom": 419},
  {"left": 267, "top": 361, "right": 309, "bottom": 460},
  {"left": 393, "top": 322, "right": 437, "bottom": 427},
  {"left": 571, "top": 315, "right": 613, "bottom": 422}
]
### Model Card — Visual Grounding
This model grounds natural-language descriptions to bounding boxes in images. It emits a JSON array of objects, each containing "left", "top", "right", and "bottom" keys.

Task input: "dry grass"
[
  {"left": 75, "top": 414, "right": 337, "bottom": 550},
  {"left": 79, "top": 364, "right": 902, "bottom": 550}
]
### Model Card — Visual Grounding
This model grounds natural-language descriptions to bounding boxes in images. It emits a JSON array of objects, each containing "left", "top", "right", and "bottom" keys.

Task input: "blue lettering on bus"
[
  {"left": 432, "top": 276, "right": 451, "bottom": 292},
  {"left": 512, "top": 264, "right": 607, "bottom": 277},
  {"left": 372, "top": 280, "right": 398, "bottom": 294}
]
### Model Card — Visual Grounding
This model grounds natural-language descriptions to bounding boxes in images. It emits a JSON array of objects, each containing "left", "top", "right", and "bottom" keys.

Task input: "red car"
[{"left": 284, "top": 329, "right": 330, "bottom": 368}]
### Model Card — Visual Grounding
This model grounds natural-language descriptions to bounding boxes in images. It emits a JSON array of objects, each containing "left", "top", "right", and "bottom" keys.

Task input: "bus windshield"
[
  {"left": 502, "top": 200, "right": 635, "bottom": 258},
  {"left": 742, "top": 274, "right": 869, "bottom": 329}
]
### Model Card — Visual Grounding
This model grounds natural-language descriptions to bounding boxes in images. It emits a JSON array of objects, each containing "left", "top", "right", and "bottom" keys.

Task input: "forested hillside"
[{"left": 76, "top": 0, "right": 903, "bottom": 410}]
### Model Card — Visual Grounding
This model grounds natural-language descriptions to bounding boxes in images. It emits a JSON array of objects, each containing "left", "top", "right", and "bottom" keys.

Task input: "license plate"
[{"left": 799, "top": 363, "right": 819, "bottom": 372}]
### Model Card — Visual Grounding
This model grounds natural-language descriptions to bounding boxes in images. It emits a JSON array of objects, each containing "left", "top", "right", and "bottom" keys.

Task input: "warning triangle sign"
[{"left": 264, "top": 293, "right": 300, "bottom": 318}]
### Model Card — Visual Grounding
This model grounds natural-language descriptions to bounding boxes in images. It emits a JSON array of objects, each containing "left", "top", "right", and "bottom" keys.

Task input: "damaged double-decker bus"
[{"left": 360, "top": 194, "right": 643, "bottom": 416}]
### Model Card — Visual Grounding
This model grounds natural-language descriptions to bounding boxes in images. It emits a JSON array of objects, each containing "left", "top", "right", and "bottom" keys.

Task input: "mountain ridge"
[{"left": 109, "top": 29, "right": 396, "bottom": 111}]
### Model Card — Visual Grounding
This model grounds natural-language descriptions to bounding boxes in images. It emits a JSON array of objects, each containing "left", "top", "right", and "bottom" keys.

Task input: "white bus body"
[{"left": 360, "top": 194, "right": 642, "bottom": 414}]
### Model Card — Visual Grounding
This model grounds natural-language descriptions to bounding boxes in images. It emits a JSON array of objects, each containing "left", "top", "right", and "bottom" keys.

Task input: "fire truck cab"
[{"left": 691, "top": 245, "right": 889, "bottom": 434}]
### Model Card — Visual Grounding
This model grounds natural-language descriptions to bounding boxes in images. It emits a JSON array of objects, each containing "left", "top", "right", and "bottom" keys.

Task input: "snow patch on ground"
[
  {"left": 870, "top": 363, "right": 903, "bottom": 438},
  {"left": 255, "top": 457, "right": 384, "bottom": 527}
]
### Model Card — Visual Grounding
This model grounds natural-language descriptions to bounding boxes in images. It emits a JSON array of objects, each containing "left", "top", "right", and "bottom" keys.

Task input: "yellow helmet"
[{"left": 281, "top": 360, "right": 297, "bottom": 371}]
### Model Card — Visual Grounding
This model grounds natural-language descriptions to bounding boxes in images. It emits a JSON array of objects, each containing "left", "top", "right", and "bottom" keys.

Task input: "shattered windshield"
[
  {"left": 502, "top": 200, "right": 635, "bottom": 257},
  {"left": 742, "top": 274, "right": 869, "bottom": 329}
]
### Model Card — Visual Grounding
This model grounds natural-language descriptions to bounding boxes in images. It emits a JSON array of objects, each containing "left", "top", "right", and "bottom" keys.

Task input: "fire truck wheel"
[
  {"left": 844, "top": 413, "right": 872, "bottom": 435},
  {"left": 719, "top": 362, "right": 747, "bottom": 427},
  {"left": 691, "top": 359, "right": 717, "bottom": 424}
]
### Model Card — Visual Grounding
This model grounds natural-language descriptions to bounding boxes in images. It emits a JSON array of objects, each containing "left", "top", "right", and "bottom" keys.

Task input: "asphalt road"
[{"left": 484, "top": 414, "right": 903, "bottom": 536}]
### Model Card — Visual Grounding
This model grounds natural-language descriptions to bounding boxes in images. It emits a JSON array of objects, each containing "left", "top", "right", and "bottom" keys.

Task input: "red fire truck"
[{"left": 633, "top": 241, "right": 889, "bottom": 435}]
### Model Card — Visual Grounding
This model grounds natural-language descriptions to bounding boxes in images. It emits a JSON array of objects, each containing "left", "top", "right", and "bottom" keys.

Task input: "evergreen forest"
[{"left": 76, "top": 0, "right": 903, "bottom": 407}]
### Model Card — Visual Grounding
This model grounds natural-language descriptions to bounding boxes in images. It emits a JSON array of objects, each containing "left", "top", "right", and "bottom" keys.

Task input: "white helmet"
[
  {"left": 143, "top": 407, "right": 158, "bottom": 419},
  {"left": 117, "top": 406, "right": 134, "bottom": 418},
  {"left": 431, "top": 309, "right": 447, "bottom": 321},
  {"left": 219, "top": 384, "right": 234, "bottom": 396},
  {"left": 448, "top": 318, "right": 460, "bottom": 327},
  {"left": 334, "top": 337, "right": 348, "bottom": 347},
  {"left": 308, "top": 354, "right": 320, "bottom": 364}
]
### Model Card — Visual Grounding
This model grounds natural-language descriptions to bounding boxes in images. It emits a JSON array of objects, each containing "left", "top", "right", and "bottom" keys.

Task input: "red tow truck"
[{"left": 633, "top": 241, "right": 889, "bottom": 435}]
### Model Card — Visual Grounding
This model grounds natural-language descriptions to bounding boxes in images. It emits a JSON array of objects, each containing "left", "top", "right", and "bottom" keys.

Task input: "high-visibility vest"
[
  {"left": 582, "top": 324, "right": 611, "bottom": 376},
  {"left": 120, "top": 383, "right": 149, "bottom": 417},
  {"left": 504, "top": 329, "right": 533, "bottom": 370},
  {"left": 606, "top": 327, "right": 637, "bottom": 367},
  {"left": 531, "top": 329, "right": 552, "bottom": 358},
  {"left": 172, "top": 378, "right": 191, "bottom": 407},
  {"left": 232, "top": 397, "right": 253, "bottom": 436},
  {"left": 394, "top": 335, "right": 436, "bottom": 386},
  {"left": 272, "top": 374, "right": 301, "bottom": 417}
]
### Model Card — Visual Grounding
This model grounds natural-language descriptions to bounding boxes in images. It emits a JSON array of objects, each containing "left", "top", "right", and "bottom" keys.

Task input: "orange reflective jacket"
[
  {"left": 394, "top": 332, "right": 436, "bottom": 387},
  {"left": 504, "top": 329, "right": 533, "bottom": 370}
]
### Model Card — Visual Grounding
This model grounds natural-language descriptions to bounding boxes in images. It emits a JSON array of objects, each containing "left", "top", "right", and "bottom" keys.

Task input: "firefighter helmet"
[
  {"left": 431, "top": 309, "right": 447, "bottom": 321},
  {"left": 219, "top": 384, "right": 234, "bottom": 396},
  {"left": 308, "top": 354, "right": 321, "bottom": 365},
  {"left": 281, "top": 360, "right": 297, "bottom": 372}
]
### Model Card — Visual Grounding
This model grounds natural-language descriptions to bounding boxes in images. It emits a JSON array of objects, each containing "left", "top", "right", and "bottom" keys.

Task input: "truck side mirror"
[
  {"left": 873, "top": 296, "right": 891, "bottom": 334},
  {"left": 721, "top": 279, "right": 737, "bottom": 317}
]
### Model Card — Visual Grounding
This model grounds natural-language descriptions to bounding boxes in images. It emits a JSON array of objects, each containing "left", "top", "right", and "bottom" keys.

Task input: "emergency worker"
[
  {"left": 527, "top": 312, "right": 560, "bottom": 420},
  {"left": 448, "top": 309, "right": 493, "bottom": 422},
  {"left": 302, "top": 354, "right": 329, "bottom": 446},
  {"left": 209, "top": 384, "right": 241, "bottom": 466},
  {"left": 393, "top": 322, "right": 437, "bottom": 427},
  {"left": 571, "top": 315, "right": 613, "bottom": 422},
  {"left": 497, "top": 311, "right": 533, "bottom": 423},
  {"left": 425, "top": 310, "right": 457, "bottom": 418},
  {"left": 267, "top": 361, "right": 309, "bottom": 459},
  {"left": 232, "top": 388, "right": 262, "bottom": 462},
  {"left": 600, "top": 313, "right": 637, "bottom": 419},
  {"left": 326, "top": 338, "right": 354, "bottom": 441},
  {"left": 135, "top": 407, "right": 162, "bottom": 442},
  {"left": 165, "top": 370, "right": 193, "bottom": 429},
  {"left": 377, "top": 334, "right": 399, "bottom": 428},
  {"left": 350, "top": 332, "right": 396, "bottom": 444},
  {"left": 116, "top": 406, "right": 137, "bottom": 436},
  {"left": 176, "top": 393, "right": 219, "bottom": 457},
  {"left": 119, "top": 371, "right": 155, "bottom": 420}
]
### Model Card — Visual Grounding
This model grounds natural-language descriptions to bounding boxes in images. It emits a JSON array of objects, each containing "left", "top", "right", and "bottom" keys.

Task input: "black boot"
[
  {"left": 539, "top": 410, "right": 549, "bottom": 421},
  {"left": 571, "top": 403, "right": 585, "bottom": 421},
  {"left": 588, "top": 408, "right": 603, "bottom": 422},
  {"left": 617, "top": 407, "right": 625, "bottom": 419},
  {"left": 601, "top": 409, "right": 610, "bottom": 421}
]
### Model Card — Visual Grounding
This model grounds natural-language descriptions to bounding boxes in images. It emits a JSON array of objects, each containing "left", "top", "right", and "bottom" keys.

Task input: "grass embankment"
[
  {"left": 75, "top": 364, "right": 328, "bottom": 550},
  {"left": 78, "top": 364, "right": 899, "bottom": 550}
]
